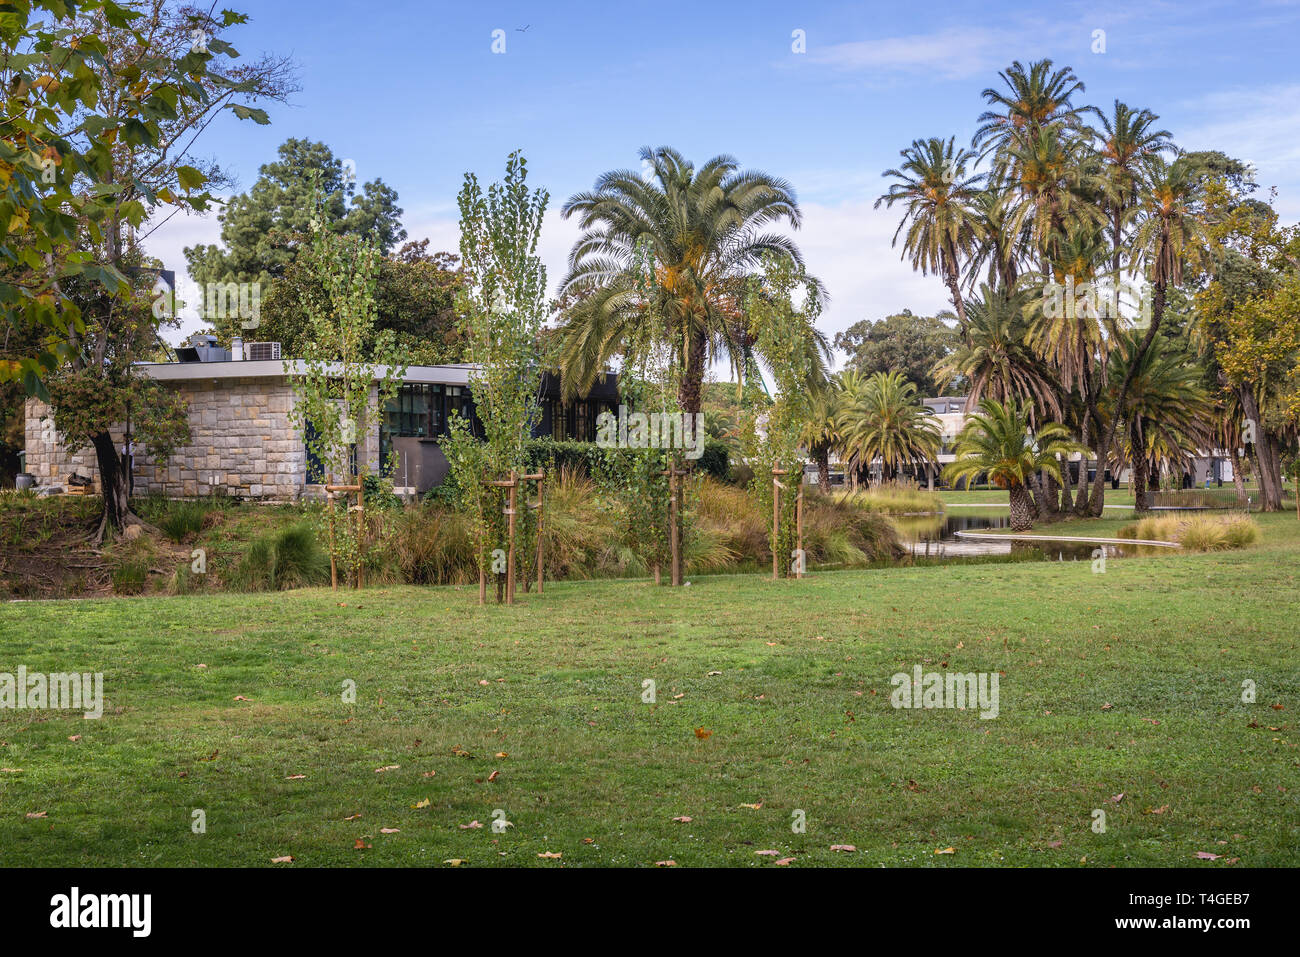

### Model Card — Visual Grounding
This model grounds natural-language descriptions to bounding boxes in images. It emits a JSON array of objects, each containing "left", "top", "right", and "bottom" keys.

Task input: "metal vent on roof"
[{"left": 246, "top": 341, "right": 282, "bottom": 361}]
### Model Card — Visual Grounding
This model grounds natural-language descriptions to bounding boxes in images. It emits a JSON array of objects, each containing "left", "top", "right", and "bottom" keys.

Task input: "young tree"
[
  {"left": 440, "top": 152, "right": 549, "bottom": 602},
  {"left": 285, "top": 202, "right": 406, "bottom": 583}
]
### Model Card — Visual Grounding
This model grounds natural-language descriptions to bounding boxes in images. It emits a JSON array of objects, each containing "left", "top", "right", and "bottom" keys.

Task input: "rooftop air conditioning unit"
[{"left": 246, "top": 341, "right": 282, "bottom": 361}]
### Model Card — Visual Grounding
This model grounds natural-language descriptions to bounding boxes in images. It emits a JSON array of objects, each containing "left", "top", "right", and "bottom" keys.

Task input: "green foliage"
[
  {"left": 157, "top": 501, "right": 209, "bottom": 543},
  {"left": 442, "top": 151, "right": 550, "bottom": 594},
  {"left": 1, "top": 2, "right": 277, "bottom": 393},
  {"left": 834, "top": 310, "right": 956, "bottom": 395},
  {"left": 111, "top": 559, "right": 149, "bottom": 596},
  {"left": 184, "top": 137, "right": 406, "bottom": 314},
  {"left": 229, "top": 522, "right": 330, "bottom": 591}
]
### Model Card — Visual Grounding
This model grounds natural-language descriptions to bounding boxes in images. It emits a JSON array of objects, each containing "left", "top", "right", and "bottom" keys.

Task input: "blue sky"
[{"left": 151, "top": 0, "right": 1300, "bottom": 357}]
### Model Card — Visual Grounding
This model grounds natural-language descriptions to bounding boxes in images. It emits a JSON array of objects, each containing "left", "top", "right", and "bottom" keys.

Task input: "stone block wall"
[{"left": 22, "top": 376, "right": 381, "bottom": 501}]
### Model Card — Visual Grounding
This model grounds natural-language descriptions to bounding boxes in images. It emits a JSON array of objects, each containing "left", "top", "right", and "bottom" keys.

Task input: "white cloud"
[
  {"left": 810, "top": 26, "right": 1025, "bottom": 81},
  {"left": 1180, "top": 83, "right": 1300, "bottom": 217}
]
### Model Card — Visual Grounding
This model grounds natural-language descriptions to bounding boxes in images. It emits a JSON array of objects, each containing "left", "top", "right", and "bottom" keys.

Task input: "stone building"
[{"left": 22, "top": 339, "right": 618, "bottom": 499}]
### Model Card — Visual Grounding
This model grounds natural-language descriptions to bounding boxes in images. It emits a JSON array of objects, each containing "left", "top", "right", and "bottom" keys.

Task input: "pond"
[{"left": 891, "top": 512, "right": 1138, "bottom": 561}]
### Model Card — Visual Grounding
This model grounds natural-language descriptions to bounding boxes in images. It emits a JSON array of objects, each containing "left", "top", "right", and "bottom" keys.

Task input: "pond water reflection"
[{"left": 892, "top": 512, "right": 1137, "bottom": 561}]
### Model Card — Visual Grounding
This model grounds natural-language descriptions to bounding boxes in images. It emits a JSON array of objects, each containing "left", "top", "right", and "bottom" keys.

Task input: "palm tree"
[
  {"left": 935, "top": 285, "right": 1062, "bottom": 421},
  {"left": 1004, "top": 124, "right": 1106, "bottom": 273},
  {"left": 876, "top": 137, "right": 984, "bottom": 335},
  {"left": 964, "top": 188, "right": 1023, "bottom": 292},
  {"left": 1104, "top": 332, "right": 1214, "bottom": 510},
  {"left": 798, "top": 381, "right": 844, "bottom": 490},
  {"left": 557, "top": 146, "right": 817, "bottom": 415},
  {"left": 974, "top": 59, "right": 1097, "bottom": 165},
  {"left": 943, "top": 398, "right": 1082, "bottom": 530},
  {"left": 838, "top": 371, "right": 942, "bottom": 484},
  {"left": 1096, "top": 101, "right": 1172, "bottom": 313},
  {"left": 1086, "top": 154, "right": 1208, "bottom": 512}
]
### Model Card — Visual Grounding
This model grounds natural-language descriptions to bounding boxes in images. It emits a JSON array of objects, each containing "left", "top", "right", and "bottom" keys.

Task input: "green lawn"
[{"left": 1, "top": 512, "right": 1297, "bottom": 867}]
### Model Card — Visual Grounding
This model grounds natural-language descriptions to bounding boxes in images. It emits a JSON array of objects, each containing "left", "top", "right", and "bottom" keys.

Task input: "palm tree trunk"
[
  {"left": 816, "top": 446, "right": 830, "bottom": 490},
  {"left": 678, "top": 329, "right": 707, "bottom": 416},
  {"left": 1009, "top": 483, "right": 1035, "bottom": 531}
]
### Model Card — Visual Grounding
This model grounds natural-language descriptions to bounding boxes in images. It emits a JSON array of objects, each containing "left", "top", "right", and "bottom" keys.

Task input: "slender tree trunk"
[{"left": 1229, "top": 446, "right": 1248, "bottom": 507}]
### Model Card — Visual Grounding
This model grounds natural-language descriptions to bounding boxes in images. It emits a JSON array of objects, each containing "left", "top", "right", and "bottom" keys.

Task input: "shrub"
[
  {"left": 158, "top": 501, "right": 209, "bottom": 543},
  {"left": 1118, "top": 513, "right": 1260, "bottom": 551},
  {"left": 111, "top": 560, "right": 149, "bottom": 595},
  {"left": 227, "top": 522, "right": 330, "bottom": 591},
  {"left": 836, "top": 481, "right": 943, "bottom": 515}
]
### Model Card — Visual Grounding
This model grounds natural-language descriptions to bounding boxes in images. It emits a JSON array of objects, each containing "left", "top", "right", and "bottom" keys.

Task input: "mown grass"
[{"left": 0, "top": 509, "right": 1296, "bottom": 868}]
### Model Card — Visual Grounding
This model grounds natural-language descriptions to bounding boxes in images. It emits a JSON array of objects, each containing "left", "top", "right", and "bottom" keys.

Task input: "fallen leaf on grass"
[
  {"left": 655, "top": 860, "right": 676, "bottom": 867},
  {"left": 707, "top": 671, "right": 721, "bottom": 676},
  {"left": 344, "top": 813, "right": 362, "bottom": 821},
  {"left": 25, "top": 811, "right": 47, "bottom": 819},
  {"left": 494, "top": 752, "right": 508, "bottom": 759},
  {"left": 422, "top": 771, "right": 436, "bottom": 778},
  {"left": 672, "top": 816, "right": 692, "bottom": 823},
  {"left": 0, "top": 768, "right": 21, "bottom": 773},
  {"left": 487, "top": 770, "right": 500, "bottom": 782},
  {"left": 443, "top": 859, "right": 465, "bottom": 867},
  {"left": 583, "top": 838, "right": 594, "bottom": 844},
  {"left": 380, "top": 828, "right": 400, "bottom": 834},
  {"left": 694, "top": 728, "right": 712, "bottom": 740},
  {"left": 1144, "top": 805, "right": 1170, "bottom": 815},
  {"left": 68, "top": 735, "right": 81, "bottom": 742},
  {"left": 775, "top": 857, "right": 795, "bottom": 866},
  {"left": 537, "top": 851, "right": 562, "bottom": 859},
  {"left": 1194, "top": 851, "right": 1221, "bottom": 860},
  {"left": 233, "top": 696, "right": 249, "bottom": 701},
  {"left": 459, "top": 821, "right": 483, "bottom": 830},
  {"left": 739, "top": 803, "right": 763, "bottom": 810},
  {"left": 1108, "top": 793, "right": 1125, "bottom": 803},
  {"left": 755, "top": 849, "right": 780, "bottom": 856},
  {"left": 285, "top": 774, "right": 306, "bottom": 780},
  {"left": 451, "top": 747, "right": 473, "bottom": 758},
  {"left": 935, "top": 847, "right": 956, "bottom": 855},
  {"left": 412, "top": 799, "right": 431, "bottom": 809},
  {"left": 271, "top": 856, "right": 294, "bottom": 864},
  {"left": 1046, "top": 841, "right": 1063, "bottom": 849},
  {"left": 829, "top": 844, "right": 856, "bottom": 852},
  {"left": 374, "top": 764, "right": 400, "bottom": 773}
]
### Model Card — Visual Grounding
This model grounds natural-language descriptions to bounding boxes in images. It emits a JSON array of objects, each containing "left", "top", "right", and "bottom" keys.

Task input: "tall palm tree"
[
  {"left": 943, "top": 398, "right": 1081, "bottom": 530},
  {"left": 876, "top": 137, "right": 984, "bottom": 336},
  {"left": 1096, "top": 101, "right": 1172, "bottom": 312},
  {"left": 1004, "top": 124, "right": 1106, "bottom": 273},
  {"left": 1086, "top": 154, "right": 1207, "bottom": 513},
  {"left": 557, "top": 146, "right": 817, "bottom": 415},
  {"left": 964, "top": 188, "right": 1023, "bottom": 292},
  {"left": 838, "top": 371, "right": 941, "bottom": 483},
  {"left": 974, "top": 59, "right": 1097, "bottom": 165},
  {"left": 935, "top": 285, "right": 1062, "bottom": 421}
]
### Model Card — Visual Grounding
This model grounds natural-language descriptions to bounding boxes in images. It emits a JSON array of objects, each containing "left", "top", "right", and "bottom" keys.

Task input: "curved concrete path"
[{"left": 954, "top": 530, "right": 1180, "bottom": 548}]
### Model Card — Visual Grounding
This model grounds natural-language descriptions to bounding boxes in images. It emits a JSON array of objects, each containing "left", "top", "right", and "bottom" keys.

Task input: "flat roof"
[{"left": 139, "top": 360, "right": 474, "bottom": 386}]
